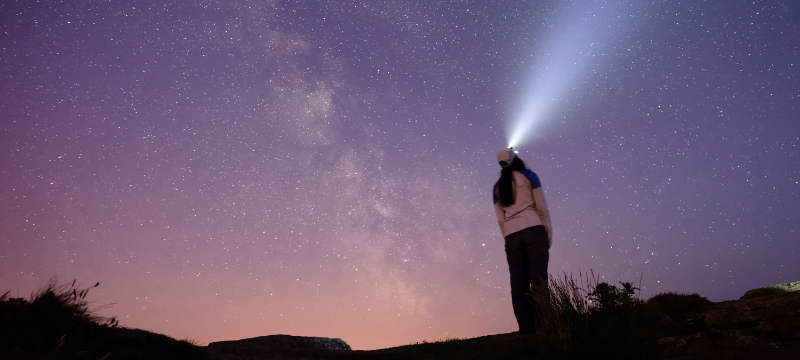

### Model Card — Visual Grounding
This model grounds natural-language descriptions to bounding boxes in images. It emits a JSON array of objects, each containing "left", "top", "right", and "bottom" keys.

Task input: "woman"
[{"left": 493, "top": 148, "right": 552, "bottom": 334}]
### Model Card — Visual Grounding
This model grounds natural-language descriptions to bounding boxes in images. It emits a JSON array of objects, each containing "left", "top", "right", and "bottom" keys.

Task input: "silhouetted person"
[{"left": 493, "top": 148, "right": 552, "bottom": 334}]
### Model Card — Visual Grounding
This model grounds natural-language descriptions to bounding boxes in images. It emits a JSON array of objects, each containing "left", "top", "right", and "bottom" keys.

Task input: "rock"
[
  {"left": 663, "top": 289, "right": 800, "bottom": 359},
  {"left": 208, "top": 334, "right": 351, "bottom": 360},
  {"left": 740, "top": 281, "right": 800, "bottom": 300}
]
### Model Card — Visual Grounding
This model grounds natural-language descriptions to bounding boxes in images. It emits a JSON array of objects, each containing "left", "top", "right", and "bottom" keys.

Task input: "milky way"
[{"left": 1, "top": 0, "right": 798, "bottom": 350}]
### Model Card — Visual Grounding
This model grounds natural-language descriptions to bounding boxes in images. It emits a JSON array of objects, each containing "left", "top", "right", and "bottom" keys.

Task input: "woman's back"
[{"left": 494, "top": 170, "right": 543, "bottom": 237}]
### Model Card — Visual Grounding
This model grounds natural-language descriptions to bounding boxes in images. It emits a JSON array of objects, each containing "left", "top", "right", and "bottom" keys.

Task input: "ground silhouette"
[{"left": 2, "top": 279, "right": 798, "bottom": 359}]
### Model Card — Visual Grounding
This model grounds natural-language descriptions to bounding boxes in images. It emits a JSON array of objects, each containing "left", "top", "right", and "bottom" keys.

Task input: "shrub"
[
  {"left": 531, "top": 271, "right": 662, "bottom": 359},
  {"left": 646, "top": 292, "right": 712, "bottom": 337}
]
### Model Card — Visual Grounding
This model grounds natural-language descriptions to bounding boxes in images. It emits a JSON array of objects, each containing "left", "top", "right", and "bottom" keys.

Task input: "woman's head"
[
  {"left": 497, "top": 148, "right": 516, "bottom": 168},
  {"left": 495, "top": 149, "right": 529, "bottom": 207},
  {"left": 501, "top": 156, "right": 528, "bottom": 172},
  {"left": 496, "top": 147, "right": 529, "bottom": 171}
]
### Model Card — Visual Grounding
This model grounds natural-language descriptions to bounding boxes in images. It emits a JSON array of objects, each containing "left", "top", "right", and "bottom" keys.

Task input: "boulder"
[
  {"left": 740, "top": 281, "right": 800, "bottom": 300},
  {"left": 208, "top": 334, "right": 351, "bottom": 360}
]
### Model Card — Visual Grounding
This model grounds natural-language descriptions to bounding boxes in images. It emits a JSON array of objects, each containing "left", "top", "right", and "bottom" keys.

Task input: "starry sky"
[{"left": 1, "top": 0, "right": 798, "bottom": 350}]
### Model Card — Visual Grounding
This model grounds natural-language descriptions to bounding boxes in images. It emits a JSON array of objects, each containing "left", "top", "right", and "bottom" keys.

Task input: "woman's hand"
[
  {"left": 545, "top": 225, "right": 552, "bottom": 248},
  {"left": 532, "top": 187, "right": 552, "bottom": 247}
]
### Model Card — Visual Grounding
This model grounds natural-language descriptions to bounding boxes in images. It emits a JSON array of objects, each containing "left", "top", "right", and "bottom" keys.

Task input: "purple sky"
[{"left": 1, "top": 0, "right": 798, "bottom": 350}]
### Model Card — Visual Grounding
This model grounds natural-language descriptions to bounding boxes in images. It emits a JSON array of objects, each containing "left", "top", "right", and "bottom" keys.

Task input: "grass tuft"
[{"left": 0, "top": 277, "right": 209, "bottom": 360}]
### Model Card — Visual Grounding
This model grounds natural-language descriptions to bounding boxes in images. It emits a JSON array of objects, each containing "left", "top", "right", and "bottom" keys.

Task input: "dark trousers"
[{"left": 505, "top": 225, "right": 549, "bottom": 333}]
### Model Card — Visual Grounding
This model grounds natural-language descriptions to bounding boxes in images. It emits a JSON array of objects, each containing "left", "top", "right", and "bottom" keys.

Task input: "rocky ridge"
[{"left": 662, "top": 282, "right": 800, "bottom": 359}]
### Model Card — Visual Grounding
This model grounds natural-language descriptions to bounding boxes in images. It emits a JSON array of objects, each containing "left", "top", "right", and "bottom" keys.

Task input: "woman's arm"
[
  {"left": 532, "top": 187, "right": 552, "bottom": 247},
  {"left": 494, "top": 199, "right": 506, "bottom": 233}
]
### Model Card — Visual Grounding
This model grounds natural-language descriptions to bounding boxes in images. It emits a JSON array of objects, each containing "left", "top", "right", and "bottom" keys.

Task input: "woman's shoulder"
[
  {"left": 515, "top": 170, "right": 541, "bottom": 188},
  {"left": 513, "top": 169, "right": 537, "bottom": 178}
]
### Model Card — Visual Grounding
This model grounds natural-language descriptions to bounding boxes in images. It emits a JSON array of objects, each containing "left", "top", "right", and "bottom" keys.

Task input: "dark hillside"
[
  {"left": 5, "top": 278, "right": 799, "bottom": 359},
  {"left": 0, "top": 280, "right": 208, "bottom": 360}
]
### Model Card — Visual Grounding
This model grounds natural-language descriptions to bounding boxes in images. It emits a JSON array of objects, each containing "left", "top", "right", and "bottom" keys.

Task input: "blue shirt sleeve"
[{"left": 520, "top": 171, "right": 542, "bottom": 189}]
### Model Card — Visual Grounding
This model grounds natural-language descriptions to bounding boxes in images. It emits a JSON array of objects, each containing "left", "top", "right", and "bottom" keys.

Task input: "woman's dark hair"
[{"left": 495, "top": 157, "right": 529, "bottom": 207}]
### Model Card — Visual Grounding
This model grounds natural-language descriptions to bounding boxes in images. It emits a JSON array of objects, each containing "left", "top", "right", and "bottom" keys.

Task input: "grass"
[
  {"left": 0, "top": 277, "right": 209, "bottom": 360},
  {"left": 527, "top": 271, "right": 660, "bottom": 359}
]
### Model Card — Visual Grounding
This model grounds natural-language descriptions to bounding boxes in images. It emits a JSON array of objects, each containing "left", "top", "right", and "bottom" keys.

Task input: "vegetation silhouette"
[
  {"left": 529, "top": 271, "right": 663, "bottom": 359},
  {"left": 0, "top": 277, "right": 208, "bottom": 360}
]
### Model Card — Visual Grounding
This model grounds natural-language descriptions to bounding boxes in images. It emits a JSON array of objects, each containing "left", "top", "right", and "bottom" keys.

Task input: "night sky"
[{"left": 1, "top": 0, "right": 798, "bottom": 350}]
